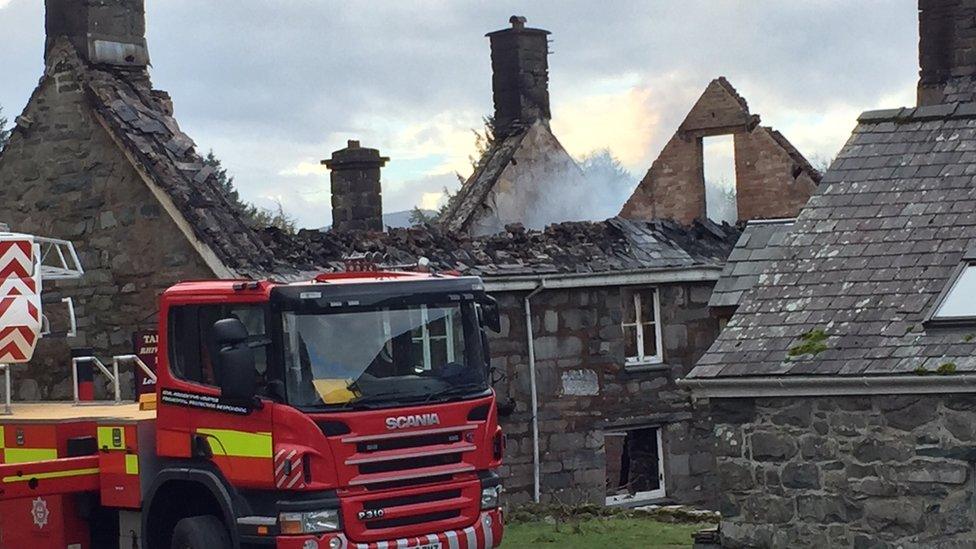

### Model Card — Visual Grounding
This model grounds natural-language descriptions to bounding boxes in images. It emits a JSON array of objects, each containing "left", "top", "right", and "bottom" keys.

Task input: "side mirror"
[
  {"left": 481, "top": 297, "right": 501, "bottom": 333},
  {"left": 213, "top": 318, "right": 256, "bottom": 404}
]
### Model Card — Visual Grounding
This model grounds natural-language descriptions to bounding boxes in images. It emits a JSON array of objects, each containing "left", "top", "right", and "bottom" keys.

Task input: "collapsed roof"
[{"left": 260, "top": 217, "right": 740, "bottom": 281}]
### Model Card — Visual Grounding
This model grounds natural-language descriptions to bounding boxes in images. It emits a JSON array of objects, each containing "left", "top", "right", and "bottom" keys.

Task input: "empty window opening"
[
  {"left": 605, "top": 427, "right": 665, "bottom": 505},
  {"left": 703, "top": 135, "right": 738, "bottom": 224}
]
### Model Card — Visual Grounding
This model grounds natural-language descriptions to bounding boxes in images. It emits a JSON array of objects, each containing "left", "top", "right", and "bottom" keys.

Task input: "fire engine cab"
[{"left": 0, "top": 259, "right": 505, "bottom": 549}]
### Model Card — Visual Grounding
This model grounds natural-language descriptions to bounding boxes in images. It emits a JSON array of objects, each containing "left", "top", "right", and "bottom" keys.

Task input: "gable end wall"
[{"left": 0, "top": 61, "right": 215, "bottom": 399}]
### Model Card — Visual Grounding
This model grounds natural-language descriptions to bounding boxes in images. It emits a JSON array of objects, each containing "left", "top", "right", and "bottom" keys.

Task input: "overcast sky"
[{"left": 0, "top": 1, "right": 919, "bottom": 228}]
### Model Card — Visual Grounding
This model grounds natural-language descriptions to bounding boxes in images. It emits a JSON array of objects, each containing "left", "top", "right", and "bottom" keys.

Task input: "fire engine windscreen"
[{"left": 282, "top": 302, "right": 488, "bottom": 409}]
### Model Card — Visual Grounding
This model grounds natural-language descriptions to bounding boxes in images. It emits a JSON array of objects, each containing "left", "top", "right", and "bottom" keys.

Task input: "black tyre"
[{"left": 170, "top": 515, "right": 231, "bottom": 549}]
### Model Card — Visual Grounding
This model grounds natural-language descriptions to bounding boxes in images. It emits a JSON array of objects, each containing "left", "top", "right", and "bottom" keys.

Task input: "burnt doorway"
[{"left": 605, "top": 427, "right": 666, "bottom": 505}]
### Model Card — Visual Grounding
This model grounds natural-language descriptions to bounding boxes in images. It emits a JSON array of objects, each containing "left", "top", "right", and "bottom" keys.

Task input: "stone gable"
[
  {"left": 0, "top": 43, "right": 215, "bottom": 399},
  {"left": 620, "top": 77, "right": 820, "bottom": 225}
]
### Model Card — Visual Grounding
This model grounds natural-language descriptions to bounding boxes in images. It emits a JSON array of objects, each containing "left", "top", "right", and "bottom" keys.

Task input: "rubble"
[{"left": 258, "top": 217, "right": 740, "bottom": 280}]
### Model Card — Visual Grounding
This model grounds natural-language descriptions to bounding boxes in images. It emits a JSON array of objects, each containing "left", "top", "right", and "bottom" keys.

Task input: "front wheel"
[{"left": 171, "top": 515, "right": 231, "bottom": 549}]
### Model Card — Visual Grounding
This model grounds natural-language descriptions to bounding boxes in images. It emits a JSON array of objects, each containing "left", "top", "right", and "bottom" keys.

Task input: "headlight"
[
  {"left": 480, "top": 485, "right": 502, "bottom": 509},
  {"left": 279, "top": 509, "right": 341, "bottom": 534}
]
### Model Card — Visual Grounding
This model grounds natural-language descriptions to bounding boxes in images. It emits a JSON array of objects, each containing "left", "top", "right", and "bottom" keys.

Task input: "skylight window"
[{"left": 931, "top": 262, "right": 976, "bottom": 323}]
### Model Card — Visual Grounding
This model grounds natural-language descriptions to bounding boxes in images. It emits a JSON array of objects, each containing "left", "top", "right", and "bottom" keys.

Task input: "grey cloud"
[{"left": 0, "top": 1, "right": 919, "bottom": 228}]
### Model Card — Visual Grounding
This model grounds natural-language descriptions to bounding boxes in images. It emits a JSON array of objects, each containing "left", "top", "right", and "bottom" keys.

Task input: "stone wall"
[
  {"left": 733, "top": 127, "right": 820, "bottom": 222},
  {"left": 0, "top": 53, "right": 215, "bottom": 399},
  {"left": 711, "top": 394, "right": 976, "bottom": 548},
  {"left": 490, "top": 282, "right": 722, "bottom": 507}
]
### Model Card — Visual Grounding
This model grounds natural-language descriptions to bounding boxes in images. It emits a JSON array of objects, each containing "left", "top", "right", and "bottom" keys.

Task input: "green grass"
[{"left": 501, "top": 517, "right": 712, "bottom": 548}]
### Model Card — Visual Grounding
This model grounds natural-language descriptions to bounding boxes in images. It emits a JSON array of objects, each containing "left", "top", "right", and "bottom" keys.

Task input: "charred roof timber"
[
  {"left": 323, "top": 140, "right": 389, "bottom": 233},
  {"left": 45, "top": 0, "right": 149, "bottom": 67},
  {"left": 487, "top": 16, "right": 552, "bottom": 138}
]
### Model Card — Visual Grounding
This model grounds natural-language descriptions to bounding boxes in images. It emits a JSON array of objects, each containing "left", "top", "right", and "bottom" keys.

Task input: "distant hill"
[{"left": 319, "top": 209, "right": 435, "bottom": 231}]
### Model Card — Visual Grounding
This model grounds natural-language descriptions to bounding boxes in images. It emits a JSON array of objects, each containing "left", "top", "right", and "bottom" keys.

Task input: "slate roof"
[
  {"left": 53, "top": 40, "right": 277, "bottom": 275},
  {"left": 260, "top": 217, "right": 740, "bottom": 280},
  {"left": 438, "top": 128, "right": 529, "bottom": 233},
  {"left": 689, "top": 103, "right": 976, "bottom": 379},
  {"left": 708, "top": 219, "right": 795, "bottom": 309}
]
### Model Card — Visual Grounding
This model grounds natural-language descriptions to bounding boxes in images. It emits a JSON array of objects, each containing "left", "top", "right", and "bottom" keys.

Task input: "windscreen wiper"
[
  {"left": 345, "top": 389, "right": 424, "bottom": 409},
  {"left": 422, "top": 382, "right": 489, "bottom": 404}
]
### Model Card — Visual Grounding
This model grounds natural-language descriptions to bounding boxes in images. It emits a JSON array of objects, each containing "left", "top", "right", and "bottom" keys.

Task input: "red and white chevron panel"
[
  {"left": 274, "top": 446, "right": 306, "bottom": 490},
  {"left": 0, "top": 235, "right": 41, "bottom": 364}
]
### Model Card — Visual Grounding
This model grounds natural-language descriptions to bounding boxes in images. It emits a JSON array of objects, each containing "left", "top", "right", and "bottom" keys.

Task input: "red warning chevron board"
[
  {"left": 0, "top": 240, "right": 34, "bottom": 279},
  {"left": 0, "top": 235, "right": 41, "bottom": 364}
]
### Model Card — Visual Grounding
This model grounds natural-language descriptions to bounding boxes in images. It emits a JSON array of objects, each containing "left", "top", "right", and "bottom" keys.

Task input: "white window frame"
[
  {"left": 928, "top": 260, "right": 976, "bottom": 325},
  {"left": 622, "top": 288, "right": 664, "bottom": 366},
  {"left": 605, "top": 427, "right": 667, "bottom": 505},
  {"left": 411, "top": 305, "right": 456, "bottom": 370}
]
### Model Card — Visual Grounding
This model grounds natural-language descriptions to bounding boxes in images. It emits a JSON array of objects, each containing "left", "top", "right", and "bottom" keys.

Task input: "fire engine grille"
[
  {"left": 358, "top": 452, "right": 463, "bottom": 475},
  {"left": 356, "top": 431, "right": 463, "bottom": 453},
  {"left": 365, "top": 510, "right": 461, "bottom": 530},
  {"left": 365, "top": 474, "right": 454, "bottom": 492},
  {"left": 362, "top": 489, "right": 462, "bottom": 511}
]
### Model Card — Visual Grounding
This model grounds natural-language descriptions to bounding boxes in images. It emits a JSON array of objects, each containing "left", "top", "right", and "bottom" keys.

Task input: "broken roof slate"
[
  {"left": 259, "top": 217, "right": 740, "bottom": 280},
  {"left": 689, "top": 104, "right": 976, "bottom": 380},
  {"left": 709, "top": 219, "right": 795, "bottom": 309},
  {"left": 73, "top": 52, "right": 276, "bottom": 275}
]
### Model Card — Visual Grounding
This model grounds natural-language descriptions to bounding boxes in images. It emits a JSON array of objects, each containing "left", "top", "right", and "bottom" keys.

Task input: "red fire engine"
[{"left": 0, "top": 247, "right": 506, "bottom": 549}]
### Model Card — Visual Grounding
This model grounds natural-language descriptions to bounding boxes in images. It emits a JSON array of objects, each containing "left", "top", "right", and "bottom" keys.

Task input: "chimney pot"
[
  {"left": 486, "top": 16, "right": 552, "bottom": 137},
  {"left": 323, "top": 141, "right": 388, "bottom": 232}
]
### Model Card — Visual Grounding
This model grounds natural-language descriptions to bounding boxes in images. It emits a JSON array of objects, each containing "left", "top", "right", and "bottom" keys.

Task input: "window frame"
[
  {"left": 410, "top": 305, "right": 457, "bottom": 371},
  {"left": 167, "top": 302, "right": 272, "bottom": 388},
  {"left": 621, "top": 288, "right": 664, "bottom": 367},
  {"left": 926, "top": 252, "right": 976, "bottom": 328}
]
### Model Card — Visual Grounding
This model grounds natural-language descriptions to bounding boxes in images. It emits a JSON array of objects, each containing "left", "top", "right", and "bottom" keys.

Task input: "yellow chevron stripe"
[{"left": 3, "top": 467, "right": 100, "bottom": 483}]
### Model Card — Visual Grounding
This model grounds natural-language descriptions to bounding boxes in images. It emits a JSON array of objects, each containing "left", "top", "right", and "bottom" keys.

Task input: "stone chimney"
[
  {"left": 486, "top": 16, "right": 552, "bottom": 137},
  {"left": 918, "top": 0, "right": 976, "bottom": 105},
  {"left": 323, "top": 140, "right": 388, "bottom": 232},
  {"left": 45, "top": 0, "right": 150, "bottom": 67}
]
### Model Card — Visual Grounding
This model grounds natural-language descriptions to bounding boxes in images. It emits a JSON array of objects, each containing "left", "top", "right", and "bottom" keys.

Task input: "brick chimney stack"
[
  {"left": 918, "top": 0, "right": 976, "bottom": 105},
  {"left": 45, "top": 0, "right": 149, "bottom": 67},
  {"left": 486, "top": 16, "right": 552, "bottom": 137},
  {"left": 323, "top": 140, "right": 388, "bottom": 232}
]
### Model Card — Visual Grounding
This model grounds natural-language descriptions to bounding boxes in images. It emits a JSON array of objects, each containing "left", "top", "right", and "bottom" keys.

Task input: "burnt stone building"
[
  {"left": 0, "top": 0, "right": 276, "bottom": 399},
  {"left": 0, "top": 3, "right": 828, "bottom": 508},
  {"left": 268, "top": 219, "right": 739, "bottom": 506},
  {"left": 684, "top": 1, "right": 976, "bottom": 546}
]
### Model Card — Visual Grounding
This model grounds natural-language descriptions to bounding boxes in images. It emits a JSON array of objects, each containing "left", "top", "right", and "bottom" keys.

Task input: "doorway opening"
[
  {"left": 605, "top": 426, "right": 666, "bottom": 505},
  {"left": 703, "top": 134, "right": 738, "bottom": 225}
]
